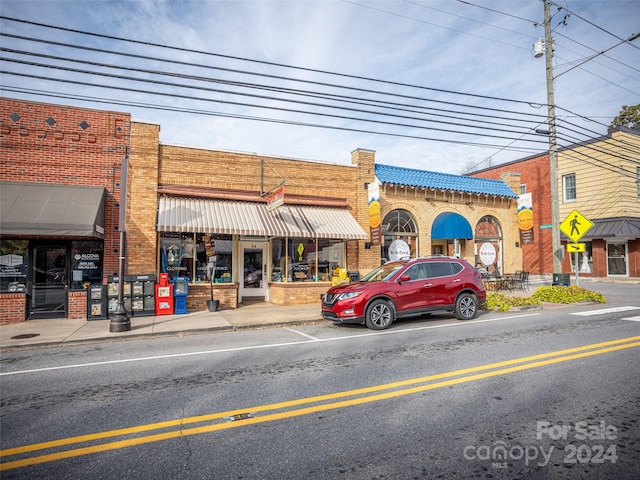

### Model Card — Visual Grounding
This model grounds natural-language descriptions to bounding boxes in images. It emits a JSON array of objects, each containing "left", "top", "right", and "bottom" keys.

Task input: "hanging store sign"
[{"left": 368, "top": 180, "right": 381, "bottom": 246}]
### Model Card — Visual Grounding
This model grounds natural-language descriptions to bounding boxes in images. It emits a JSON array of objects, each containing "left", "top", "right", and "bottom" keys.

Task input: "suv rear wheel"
[
  {"left": 365, "top": 299, "right": 394, "bottom": 330},
  {"left": 454, "top": 293, "right": 478, "bottom": 320}
]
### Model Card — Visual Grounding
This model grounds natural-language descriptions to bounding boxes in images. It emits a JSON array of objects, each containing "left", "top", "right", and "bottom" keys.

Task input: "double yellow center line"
[{"left": 2, "top": 335, "right": 639, "bottom": 471}]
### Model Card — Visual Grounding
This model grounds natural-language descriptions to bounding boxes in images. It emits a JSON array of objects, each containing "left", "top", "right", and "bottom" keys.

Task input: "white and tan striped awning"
[{"left": 157, "top": 197, "right": 368, "bottom": 240}]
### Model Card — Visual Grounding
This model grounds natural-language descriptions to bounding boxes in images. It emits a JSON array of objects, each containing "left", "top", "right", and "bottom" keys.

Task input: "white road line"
[
  {"left": 622, "top": 316, "right": 640, "bottom": 322},
  {"left": 571, "top": 306, "right": 640, "bottom": 316},
  {"left": 284, "top": 327, "right": 319, "bottom": 340},
  {"left": 0, "top": 313, "right": 539, "bottom": 377}
]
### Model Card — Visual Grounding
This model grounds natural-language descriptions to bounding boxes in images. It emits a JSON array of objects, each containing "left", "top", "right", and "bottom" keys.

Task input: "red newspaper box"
[{"left": 155, "top": 273, "right": 174, "bottom": 315}]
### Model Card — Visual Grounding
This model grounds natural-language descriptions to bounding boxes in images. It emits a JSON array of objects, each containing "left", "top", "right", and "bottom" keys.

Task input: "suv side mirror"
[{"left": 398, "top": 275, "right": 411, "bottom": 283}]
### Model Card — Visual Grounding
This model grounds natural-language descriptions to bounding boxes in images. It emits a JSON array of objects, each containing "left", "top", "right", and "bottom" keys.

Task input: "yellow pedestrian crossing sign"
[
  {"left": 567, "top": 243, "right": 585, "bottom": 253},
  {"left": 560, "top": 209, "right": 593, "bottom": 243}
]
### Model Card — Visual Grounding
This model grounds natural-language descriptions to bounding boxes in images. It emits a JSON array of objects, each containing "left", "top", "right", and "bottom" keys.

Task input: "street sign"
[
  {"left": 539, "top": 224, "right": 552, "bottom": 229},
  {"left": 567, "top": 243, "right": 585, "bottom": 253},
  {"left": 559, "top": 209, "right": 593, "bottom": 243}
]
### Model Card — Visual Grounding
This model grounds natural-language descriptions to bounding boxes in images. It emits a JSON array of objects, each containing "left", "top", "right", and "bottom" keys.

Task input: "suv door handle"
[
  {"left": 452, "top": 279, "right": 461, "bottom": 283},
  {"left": 423, "top": 283, "right": 433, "bottom": 287}
]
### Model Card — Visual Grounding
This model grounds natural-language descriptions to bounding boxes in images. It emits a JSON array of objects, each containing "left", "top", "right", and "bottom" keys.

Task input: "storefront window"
[
  {"left": 160, "top": 232, "right": 232, "bottom": 283},
  {"left": 271, "top": 237, "right": 344, "bottom": 282},
  {"left": 570, "top": 241, "right": 593, "bottom": 274},
  {"left": 70, "top": 240, "right": 103, "bottom": 290},
  {"left": 381, "top": 209, "right": 418, "bottom": 262},
  {"left": 197, "top": 234, "right": 232, "bottom": 283},
  {"left": 0, "top": 240, "right": 28, "bottom": 293},
  {"left": 475, "top": 216, "right": 503, "bottom": 275}
]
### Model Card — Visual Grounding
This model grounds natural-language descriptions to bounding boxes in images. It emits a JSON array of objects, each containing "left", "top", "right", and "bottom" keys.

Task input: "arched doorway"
[
  {"left": 475, "top": 215, "right": 503, "bottom": 275},
  {"left": 381, "top": 209, "right": 418, "bottom": 262}
]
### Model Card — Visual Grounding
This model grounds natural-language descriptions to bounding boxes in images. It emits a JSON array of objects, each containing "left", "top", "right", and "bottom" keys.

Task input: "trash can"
[
  {"left": 552, "top": 273, "right": 570, "bottom": 286},
  {"left": 348, "top": 271, "right": 360, "bottom": 282}
]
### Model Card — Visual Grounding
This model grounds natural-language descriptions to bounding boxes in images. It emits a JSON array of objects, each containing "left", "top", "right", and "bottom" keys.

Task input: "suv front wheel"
[
  {"left": 365, "top": 299, "right": 395, "bottom": 330},
  {"left": 454, "top": 293, "right": 478, "bottom": 320}
]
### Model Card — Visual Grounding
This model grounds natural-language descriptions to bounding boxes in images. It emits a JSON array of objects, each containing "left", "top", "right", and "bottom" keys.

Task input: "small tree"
[{"left": 610, "top": 104, "right": 640, "bottom": 129}]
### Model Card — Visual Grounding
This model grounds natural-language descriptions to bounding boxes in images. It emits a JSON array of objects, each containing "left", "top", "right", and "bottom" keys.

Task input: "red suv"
[{"left": 321, "top": 257, "right": 486, "bottom": 330}]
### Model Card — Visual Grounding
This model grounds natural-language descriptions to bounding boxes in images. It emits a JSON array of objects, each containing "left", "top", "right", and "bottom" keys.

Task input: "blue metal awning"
[{"left": 431, "top": 212, "right": 473, "bottom": 240}]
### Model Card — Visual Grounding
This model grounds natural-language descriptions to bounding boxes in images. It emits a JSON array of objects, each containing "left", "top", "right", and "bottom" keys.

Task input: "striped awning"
[{"left": 157, "top": 197, "right": 368, "bottom": 240}]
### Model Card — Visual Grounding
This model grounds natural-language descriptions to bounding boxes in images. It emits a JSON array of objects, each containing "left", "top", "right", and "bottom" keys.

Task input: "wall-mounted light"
[{"left": 364, "top": 182, "right": 369, "bottom": 190}]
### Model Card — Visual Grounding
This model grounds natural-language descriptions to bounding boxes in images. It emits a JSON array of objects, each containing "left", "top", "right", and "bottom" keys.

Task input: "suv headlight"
[{"left": 336, "top": 291, "right": 363, "bottom": 301}]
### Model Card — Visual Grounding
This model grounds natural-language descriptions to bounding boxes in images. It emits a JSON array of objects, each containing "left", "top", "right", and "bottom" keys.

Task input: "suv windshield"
[{"left": 360, "top": 263, "right": 404, "bottom": 282}]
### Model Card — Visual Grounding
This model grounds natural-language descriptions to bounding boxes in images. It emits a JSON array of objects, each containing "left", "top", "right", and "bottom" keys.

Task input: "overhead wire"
[{"left": 0, "top": 14, "right": 637, "bottom": 171}]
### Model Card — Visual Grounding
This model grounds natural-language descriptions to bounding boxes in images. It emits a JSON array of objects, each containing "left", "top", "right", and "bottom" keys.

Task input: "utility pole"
[{"left": 543, "top": 1, "right": 562, "bottom": 274}]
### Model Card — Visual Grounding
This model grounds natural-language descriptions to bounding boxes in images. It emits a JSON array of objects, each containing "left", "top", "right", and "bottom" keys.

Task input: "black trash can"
[
  {"left": 552, "top": 273, "right": 570, "bottom": 286},
  {"left": 348, "top": 271, "right": 360, "bottom": 282}
]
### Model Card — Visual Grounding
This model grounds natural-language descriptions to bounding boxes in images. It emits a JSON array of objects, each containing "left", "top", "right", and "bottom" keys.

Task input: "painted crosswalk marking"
[
  {"left": 622, "top": 316, "right": 640, "bottom": 322},
  {"left": 571, "top": 306, "right": 640, "bottom": 316}
]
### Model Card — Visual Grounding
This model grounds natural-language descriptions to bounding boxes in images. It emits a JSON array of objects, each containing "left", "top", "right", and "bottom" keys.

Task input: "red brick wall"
[
  {"left": 471, "top": 154, "right": 555, "bottom": 274},
  {"left": 0, "top": 294, "right": 27, "bottom": 324},
  {"left": 0, "top": 98, "right": 131, "bottom": 320},
  {"left": 68, "top": 291, "right": 88, "bottom": 319}
]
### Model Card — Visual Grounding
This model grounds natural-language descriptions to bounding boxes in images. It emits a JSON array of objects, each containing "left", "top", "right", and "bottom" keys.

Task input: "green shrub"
[
  {"left": 485, "top": 285, "right": 605, "bottom": 312},
  {"left": 485, "top": 292, "right": 542, "bottom": 312},
  {"left": 531, "top": 285, "right": 606, "bottom": 304}
]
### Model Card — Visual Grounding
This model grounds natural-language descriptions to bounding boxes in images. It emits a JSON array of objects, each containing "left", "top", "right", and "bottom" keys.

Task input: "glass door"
[
  {"left": 30, "top": 244, "right": 68, "bottom": 319},
  {"left": 607, "top": 242, "right": 628, "bottom": 276},
  {"left": 239, "top": 241, "right": 268, "bottom": 302}
]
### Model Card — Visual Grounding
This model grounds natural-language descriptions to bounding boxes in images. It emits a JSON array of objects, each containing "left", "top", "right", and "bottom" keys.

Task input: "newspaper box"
[{"left": 155, "top": 273, "right": 174, "bottom": 315}]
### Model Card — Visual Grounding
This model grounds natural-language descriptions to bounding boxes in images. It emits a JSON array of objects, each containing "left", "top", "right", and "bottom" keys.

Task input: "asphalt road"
[{"left": 1, "top": 282, "right": 639, "bottom": 479}]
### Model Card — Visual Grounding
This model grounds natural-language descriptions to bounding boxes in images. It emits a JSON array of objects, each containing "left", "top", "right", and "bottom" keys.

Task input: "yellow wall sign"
[
  {"left": 567, "top": 243, "right": 585, "bottom": 253},
  {"left": 559, "top": 209, "right": 593, "bottom": 243},
  {"left": 517, "top": 208, "right": 533, "bottom": 230}
]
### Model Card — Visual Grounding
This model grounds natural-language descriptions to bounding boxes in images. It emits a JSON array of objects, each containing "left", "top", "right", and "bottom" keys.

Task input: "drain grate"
[{"left": 11, "top": 333, "right": 40, "bottom": 339}]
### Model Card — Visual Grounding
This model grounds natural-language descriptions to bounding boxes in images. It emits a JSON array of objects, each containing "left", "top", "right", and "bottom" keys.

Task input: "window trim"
[{"left": 563, "top": 173, "right": 577, "bottom": 203}]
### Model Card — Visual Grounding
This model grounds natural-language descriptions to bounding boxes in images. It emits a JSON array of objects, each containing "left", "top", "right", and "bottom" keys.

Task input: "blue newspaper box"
[{"left": 173, "top": 277, "right": 189, "bottom": 314}]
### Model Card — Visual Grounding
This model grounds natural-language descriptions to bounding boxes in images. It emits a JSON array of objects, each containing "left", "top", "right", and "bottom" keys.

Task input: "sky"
[{"left": 1, "top": 0, "right": 639, "bottom": 174}]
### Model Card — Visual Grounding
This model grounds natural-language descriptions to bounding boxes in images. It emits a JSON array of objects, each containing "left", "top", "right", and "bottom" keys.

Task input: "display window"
[
  {"left": 70, "top": 240, "right": 103, "bottom": 290},
  {"left": 160, "top": 232, "right": 232, "bottom": 283},
  {"left": 474, "top": 216, "right": 503, "bottom": 275},
  {"left": 271, "top": 237, "right": 344, "bottom": 282},
  {"left": 0, "top": 239, "right": 28, "bottom": 293},
  {"left": 380, "top": 209, "right": 418, "bottom": 262},
  {"left": 197, "top": 234, "right": 232, "bottom": 283}
]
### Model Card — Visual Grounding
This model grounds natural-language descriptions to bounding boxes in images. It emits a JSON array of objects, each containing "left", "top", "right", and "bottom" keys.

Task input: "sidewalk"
[
  {"left": 1, "top": 276, "right": 637, "bottom": 351},
  {"left": 0, "top": 302, "right": 323, "bottom": 351}
]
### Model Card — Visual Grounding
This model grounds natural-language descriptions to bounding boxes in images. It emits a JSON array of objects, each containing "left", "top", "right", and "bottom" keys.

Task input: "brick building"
[
  {"left": 1, "top": 98, "right": 131, "bottom": 322},
  {"left": 2, "top": 98, "right": 523, "bottom": 322},
  {"left": 471, "top": 128, "right": 640, "bottom": 278}
]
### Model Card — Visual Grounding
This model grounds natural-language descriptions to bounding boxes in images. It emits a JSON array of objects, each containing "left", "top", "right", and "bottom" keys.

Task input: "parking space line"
[
  {"left": 571, "top": 306, "right": 640, "bottom": 316},
  {"left": 284, "top": 327, "right": 319, "bottom": 340}
]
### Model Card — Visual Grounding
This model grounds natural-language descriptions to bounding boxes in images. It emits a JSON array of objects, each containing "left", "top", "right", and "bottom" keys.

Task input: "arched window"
[
  {"left": 475, "top": 216, "right": 503, "bottom": 275},
  {"left": 381, "top": 209, "right": 418, "bottom": 261}
]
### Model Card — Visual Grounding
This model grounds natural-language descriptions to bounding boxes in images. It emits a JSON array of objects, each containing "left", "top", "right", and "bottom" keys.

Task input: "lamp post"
[
  {"left": 110, "top": 153, "right": 131, "bottom": 332},
  {"left": 536, "top": 1, "right": 639, "bottom": 275}
]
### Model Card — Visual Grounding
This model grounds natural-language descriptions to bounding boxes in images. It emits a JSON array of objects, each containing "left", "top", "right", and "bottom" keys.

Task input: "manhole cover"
[{"left": 11, "top": 333, "right": 40, "bottom": 339}]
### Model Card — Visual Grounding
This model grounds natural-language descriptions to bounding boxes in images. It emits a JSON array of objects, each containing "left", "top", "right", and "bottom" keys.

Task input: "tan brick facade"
[{"left": 1, "top": 97, "right": 525, "bottom": 320}]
